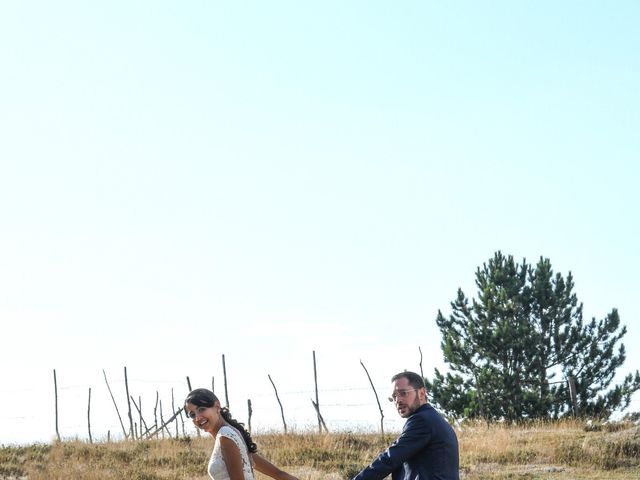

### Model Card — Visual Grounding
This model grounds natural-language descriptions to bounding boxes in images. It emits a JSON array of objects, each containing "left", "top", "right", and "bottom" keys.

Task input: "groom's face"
[{"left": 391, "top": 377, "right": 424, "bottom": 418}]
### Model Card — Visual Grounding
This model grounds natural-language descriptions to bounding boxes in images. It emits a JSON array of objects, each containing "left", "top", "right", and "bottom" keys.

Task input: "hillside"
[{"left": 1, "top": 420, "right": 638, "bottom": 479}]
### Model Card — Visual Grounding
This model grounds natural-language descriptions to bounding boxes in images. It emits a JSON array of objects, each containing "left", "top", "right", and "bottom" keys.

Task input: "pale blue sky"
[{"left": 1, "top": 1, "right": 638, "bottom": 444}]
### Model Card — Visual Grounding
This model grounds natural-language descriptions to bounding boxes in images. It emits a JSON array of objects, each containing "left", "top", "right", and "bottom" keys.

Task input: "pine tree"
[
  {"left": 561, "top": 309, "right": 640, "bottom": 418},
  {"left": 427, "top": 251, "right": 640, "bottom": 420},
  {"left": 527, "top": 258, "right": 584, "bottom": 417}
]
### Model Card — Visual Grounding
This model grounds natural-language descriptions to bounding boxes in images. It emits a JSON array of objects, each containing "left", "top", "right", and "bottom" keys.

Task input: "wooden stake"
[
  {"left": 172, "top": 388, "right": 178, "bottom": 437},
  {"left": 103, "top": 369, "right": 128, "bottom": 439},
  {"left": 568, "top": 376, "right": 578, "bottom": 417},
  {"left": 130, "top": 396, "right": 150, "bottom": 438},
  {"left": 138, "top": 396, "right": 142, "bottom": 438},
  {"left": 87, "top": 387, "right": 93, "bottom": 443},
  {"left": 124, "top": 366, "right": 134, "bottom": 439},
  {"left": 247, "top": 399, "right": 253, "bottom": 434},
  {"left": 153, "top": 391, "right": 159, "bottom": 432},
  {"left": 146, "top": 407, "right": 184, "bottom": 439},
  {"left": 222, "top": 354, "right": 229, "bottom": 409},
  {"left": 313, "top": 351, "right": 321, "bottom": 433},
  {"left": 311, "top": 399, "right": 328, "bottom": 433},
  {"left": 268, "top": 374, "right": 287, "bottom": 433},
  {"left": 53, "top": 369, "right": 61, "bottom": 442},
  {"left": 418, "top": 346, "right": 424, "bottom": 380},
  {"left": 159, "top": 399, "right": 170, "bottom": 438},
  {"left": 360, "top": 360, "right": 384, "bottom": 437}
]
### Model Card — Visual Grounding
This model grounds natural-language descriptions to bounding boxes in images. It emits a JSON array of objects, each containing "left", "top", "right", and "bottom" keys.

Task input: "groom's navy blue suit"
[{"left": 352, "top": 403, "right": 459, "bottom": 480}]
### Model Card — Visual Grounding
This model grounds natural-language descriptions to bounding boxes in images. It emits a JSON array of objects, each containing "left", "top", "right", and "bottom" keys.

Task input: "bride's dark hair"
[{"left": 184, "top": 388, "right": 257, "bottom": 453}]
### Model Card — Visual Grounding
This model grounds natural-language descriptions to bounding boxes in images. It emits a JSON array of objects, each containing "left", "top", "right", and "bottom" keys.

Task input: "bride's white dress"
[{"left": 207, "top": 425, "right": 255, "bottom": 480}]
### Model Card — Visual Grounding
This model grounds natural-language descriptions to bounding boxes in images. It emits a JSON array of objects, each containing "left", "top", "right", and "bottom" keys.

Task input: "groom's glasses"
[{"left": 388, "top": 388, "right": 418, "bottom": 403}]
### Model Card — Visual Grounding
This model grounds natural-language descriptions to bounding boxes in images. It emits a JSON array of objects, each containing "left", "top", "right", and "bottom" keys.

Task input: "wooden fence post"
[
  {"left": 313, "top": 351, "right": 321, "bottom": 433},
  {"left": 222, "top": 354, "right": 229, "bottom": 409},
  {"left": 247, "top": 399, "right": 253, "bottom": 434},
  {"left": 53, "top": 369, "right": 61, "bottom": 442},
  {"left": 154, "top": 391, "right": 159, "bottom": 432},
  {"left": 268, "top": 374, "right": 287, "bottom": 433},
  {"left": 87, "top": 387, "right": 93, "bottom": 443},
  {"left": 130, "top": 396, "right": 150, "bottom": 438},
  {"left": 172, "top": 388, "right": 179, "bottom": 437},
  {"left": 102, "top": 369, "right": 128, "bottom": 439},
  {"left": 360, "top": 360, "right": 384, "bottom": 437},
  {"left": 311, "top": 399, "right": 328, "bottom": 433},
  {"left": 124, "top": 367, "right": 134, "bottom": 439},
  {"left": 146, "top": 407, "right": 185, "bottom": 439},
  {"left": 568, "top": 376, "right": 578, "bottom": 417},
  {"left": 138, "top": 396, "right": 143, "bottom": 438},
  {"left": 159, "top": 399, "right": 170, "bottom": 438}
]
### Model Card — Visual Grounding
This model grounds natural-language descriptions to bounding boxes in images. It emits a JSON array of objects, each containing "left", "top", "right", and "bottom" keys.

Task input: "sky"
[{"left": 1, "top": 1, "right": 639, "bottom": 445}]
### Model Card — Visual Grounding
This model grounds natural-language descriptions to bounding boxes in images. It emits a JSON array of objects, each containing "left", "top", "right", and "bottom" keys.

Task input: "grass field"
[{"left": 1, "top": 420, "right": 638, "bottom": 479}]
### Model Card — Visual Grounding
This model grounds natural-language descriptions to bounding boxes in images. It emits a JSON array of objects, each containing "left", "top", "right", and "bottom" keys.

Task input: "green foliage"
[{"left": 428, "top": 251, "right": 640, "bottom": 421}]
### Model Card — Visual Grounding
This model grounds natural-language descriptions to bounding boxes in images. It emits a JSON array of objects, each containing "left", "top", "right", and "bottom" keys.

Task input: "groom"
[{"left": 352, "top": 371, "right": 459, "bottom": 480}]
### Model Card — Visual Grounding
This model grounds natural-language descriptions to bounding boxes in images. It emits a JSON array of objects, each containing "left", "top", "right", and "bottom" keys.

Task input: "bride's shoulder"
[{"left": 218, "top": 425, "right": 242, "bottom": 439}]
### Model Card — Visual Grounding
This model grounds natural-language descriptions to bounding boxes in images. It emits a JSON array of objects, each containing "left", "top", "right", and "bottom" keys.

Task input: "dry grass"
[
  {"left": 1, "top": 420, "right": 638, "bottom": 479},
  {"left": 458, "top": 419, "right": 640, "bottom": 479}
]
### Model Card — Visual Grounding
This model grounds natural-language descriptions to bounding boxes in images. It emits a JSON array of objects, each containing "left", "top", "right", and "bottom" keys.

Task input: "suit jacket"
[{"left": 352, "top": 403, "right": 459, "bottom": 480}]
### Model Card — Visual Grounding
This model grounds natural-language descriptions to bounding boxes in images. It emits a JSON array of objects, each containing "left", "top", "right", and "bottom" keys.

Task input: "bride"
[{"left": 185, "top": 388, "right": 299, "bottom": 480}]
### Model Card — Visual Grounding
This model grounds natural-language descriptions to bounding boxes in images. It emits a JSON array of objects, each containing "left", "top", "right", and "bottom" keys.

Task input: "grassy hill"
[{"left": 1, "top": 420, "right": 638, "bottom": 479}]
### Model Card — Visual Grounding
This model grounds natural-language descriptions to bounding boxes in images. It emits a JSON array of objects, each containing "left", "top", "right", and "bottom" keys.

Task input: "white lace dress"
[{"left": 207, "top": 425, "right": 255, "bottom": 480}]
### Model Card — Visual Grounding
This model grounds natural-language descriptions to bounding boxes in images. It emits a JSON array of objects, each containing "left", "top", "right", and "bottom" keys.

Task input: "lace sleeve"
[{"left": 218, "top": 426, "right": 254, "bottom": 479}]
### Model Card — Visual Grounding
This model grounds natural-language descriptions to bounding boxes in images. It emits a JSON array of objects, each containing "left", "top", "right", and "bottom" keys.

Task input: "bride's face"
[{"left": 185, "top": 400, "right": 221, "bottom": 434}]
